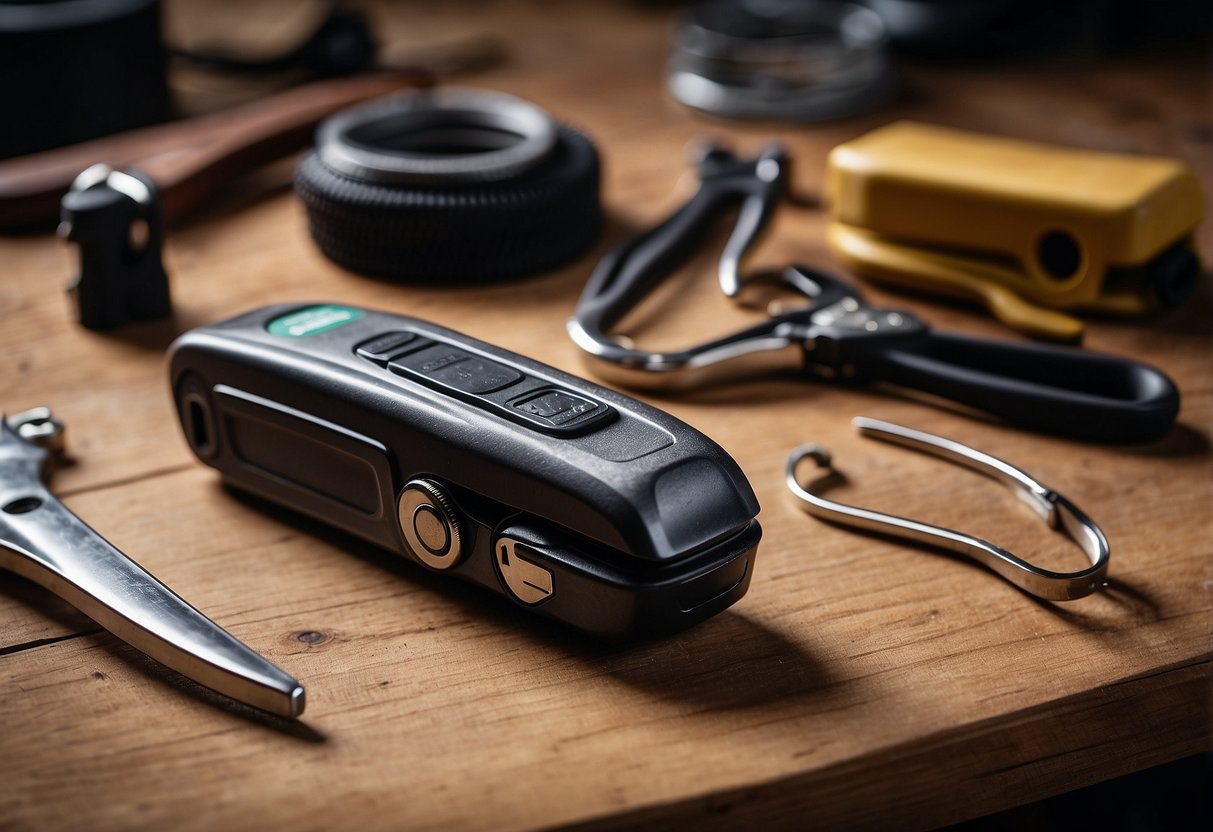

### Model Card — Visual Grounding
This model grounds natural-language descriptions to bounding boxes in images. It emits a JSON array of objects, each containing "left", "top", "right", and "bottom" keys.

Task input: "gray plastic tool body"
[{"left": 169, "top": 304, "right": 761, "bottom": 638}]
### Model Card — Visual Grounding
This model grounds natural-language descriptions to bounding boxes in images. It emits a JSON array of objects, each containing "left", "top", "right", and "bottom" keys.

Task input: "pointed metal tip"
[{"left": 289, "top": 685, "right": 307, "bottom": 718}]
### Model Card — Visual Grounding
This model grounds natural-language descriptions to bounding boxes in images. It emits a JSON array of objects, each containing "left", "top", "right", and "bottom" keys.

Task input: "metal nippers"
[
  {"left": 0, "top": 408, "right": 305, "bottom": 717},
  {"left": 568, "top": 145, "right": 1180, "bottom": 443}
]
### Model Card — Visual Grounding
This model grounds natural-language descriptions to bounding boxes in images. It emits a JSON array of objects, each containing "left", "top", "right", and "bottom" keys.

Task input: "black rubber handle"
[
  {"left": 578, "top": 181, "right": 729, "bottom": 334},
  {"left": 577, "top": 145, "right": 787, "bottom": 335},
  {"left": 868, "top": 333, "right": 1180, "bottom": 443}
]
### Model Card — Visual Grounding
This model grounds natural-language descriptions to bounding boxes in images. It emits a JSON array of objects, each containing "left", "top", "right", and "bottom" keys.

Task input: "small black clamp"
[{"left": 59, "top": 164, "right": 171, "bottom": 331}]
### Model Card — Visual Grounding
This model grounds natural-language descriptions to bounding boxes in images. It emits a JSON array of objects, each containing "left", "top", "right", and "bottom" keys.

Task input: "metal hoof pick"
[{"left": 0, "top": 408, "right": 305, "bottom": 717}]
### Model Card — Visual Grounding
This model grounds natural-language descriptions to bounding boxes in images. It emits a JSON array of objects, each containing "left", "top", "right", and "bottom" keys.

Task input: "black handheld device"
[{"left": 168, "top": 304, "right": 761, "bottom": 639}]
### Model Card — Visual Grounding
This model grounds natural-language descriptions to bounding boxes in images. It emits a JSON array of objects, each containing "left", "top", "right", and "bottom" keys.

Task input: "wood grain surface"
[{"left": 2, "top": 2, "right": 1210, "bottom": 830}]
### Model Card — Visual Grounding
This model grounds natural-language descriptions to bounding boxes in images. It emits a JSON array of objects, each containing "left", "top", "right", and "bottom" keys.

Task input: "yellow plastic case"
[{"left": 825, "top": 121, "right": 1204, "bottom": 341}]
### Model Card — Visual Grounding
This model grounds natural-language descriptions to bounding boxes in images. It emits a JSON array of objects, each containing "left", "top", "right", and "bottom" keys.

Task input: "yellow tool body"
[{"left": 825, "top": 121, "right": 1204, "bottom": 341}]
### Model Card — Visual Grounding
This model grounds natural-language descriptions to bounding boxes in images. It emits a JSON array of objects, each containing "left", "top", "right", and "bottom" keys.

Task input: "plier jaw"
[
  {"left": 798, "top": 291, "right": 929, "bottom": 385},
  {"left": 732, "top": 265, "right": 930, "bottom": 385}
]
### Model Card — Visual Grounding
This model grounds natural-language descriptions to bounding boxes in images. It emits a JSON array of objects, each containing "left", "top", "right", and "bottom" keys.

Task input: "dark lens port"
[
  {"left": 184, "top": 394, "right": 217, "bottom": 458},
  {"left": 188, "top": 399, "right": 209, "bottom": 448},
  {"left": 1037, "top": 230, "right": 1083, "bottom": 280}
]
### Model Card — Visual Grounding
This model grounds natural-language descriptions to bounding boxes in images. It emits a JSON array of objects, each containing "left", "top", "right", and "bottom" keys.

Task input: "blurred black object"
[
  {"left": 666, "top": 0, "right": 1210, "bottom": 122},
  {"left": 0, "top": 0, "right": 172, "bottom": 159},
  {"left": 294, "top": 88, "right": 602, "bottom": 283},
  {"left": 863, "top": 0, "right": 1213, "bottom": 58},
  {"left": 60, "top": 165, "right": 171, "bottom": 330},
  {"left": 173, "top": 0, "right": 377, "bottom": 78},
  {"left": 668, "top": 0, "right": 897, "bottom": 121}
]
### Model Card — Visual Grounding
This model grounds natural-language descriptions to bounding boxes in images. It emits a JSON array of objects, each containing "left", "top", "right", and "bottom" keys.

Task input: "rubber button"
[
  {"left": 425, "top": 356, "right": 522, "bottom": 394},
  {"left": 390, "top": 347, "right": 523, "bottom": 394},
  {"left": 408, "top": 348, "right": 469, "bottom": 373},
  {"left": 511, "top": 389, "right": 600, "bottom": 425},
  {"left": 355, "top": 331, "right": 420, "bottom": 365}
]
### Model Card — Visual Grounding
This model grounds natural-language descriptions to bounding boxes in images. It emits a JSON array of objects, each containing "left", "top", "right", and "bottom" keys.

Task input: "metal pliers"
[
  {"left": 568, "top": 146, "right": 1179, "bottom": 443},
  {"left": 0, "top": 408, "right": 304, "bottom": 717}
]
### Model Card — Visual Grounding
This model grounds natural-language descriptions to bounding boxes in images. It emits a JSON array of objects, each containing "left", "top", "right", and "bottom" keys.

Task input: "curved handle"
[
  {"left": 569, "top": 146, "right": 795, "bottom": 389},
  {"left": 869, "top": 333, "right": 1180, "bottom": 443},
  {"left": 576, "top": 145, "right": 787, "bottom": 336},
  {"left": 577, "top": 179, "right": 734, "bottom": 337}
]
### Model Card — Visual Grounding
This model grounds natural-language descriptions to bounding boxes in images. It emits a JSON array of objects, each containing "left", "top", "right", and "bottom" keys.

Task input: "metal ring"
[
  {"left": 667, "top": 1, "right": 895, "bottom": 121},
  {"left": 68, "top": 163, "right": 153, "bottom": 206},
  {"left": 316, "top": 87, "right": 558, "bottom": 185}
]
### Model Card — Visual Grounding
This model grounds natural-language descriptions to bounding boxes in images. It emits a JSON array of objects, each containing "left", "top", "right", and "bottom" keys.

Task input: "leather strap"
[{"left": 0, "top": 71, "right": 431, "bottom": 230}]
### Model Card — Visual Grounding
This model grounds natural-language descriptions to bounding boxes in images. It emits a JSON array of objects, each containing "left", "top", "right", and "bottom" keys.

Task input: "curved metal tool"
[
  {"left": 569, "top": 144, "right": 805, "bottom": 390},
  {"left": 0, "top": 408, "right": 305, "bottom": 717},
  {"left": 569, "top": 145, "right": 1180, "bottom": 443},
  {"left": 785, "top": 418, "right": 1110, "bottom": 601}
]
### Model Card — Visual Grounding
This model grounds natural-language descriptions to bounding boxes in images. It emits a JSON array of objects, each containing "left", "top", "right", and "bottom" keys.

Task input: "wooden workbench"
[{"left": 2, "top": 2, "right": 1210, "bottom": 829}]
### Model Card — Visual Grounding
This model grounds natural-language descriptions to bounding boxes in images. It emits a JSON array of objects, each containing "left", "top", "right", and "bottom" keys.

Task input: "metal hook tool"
[
  {"left": 568, "top": 145, "right": 1180, "bottom": 443},
  {"left": 785, "top": 418, "right": 1110, "bottom": 601},
  {"left": 0, "top": 408, "right": 305, "bottom": 717}
]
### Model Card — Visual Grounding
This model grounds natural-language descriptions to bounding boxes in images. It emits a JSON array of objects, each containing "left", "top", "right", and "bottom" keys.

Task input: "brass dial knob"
[{"left": 397, "top": 478, "right": 464, "bottom": 570}]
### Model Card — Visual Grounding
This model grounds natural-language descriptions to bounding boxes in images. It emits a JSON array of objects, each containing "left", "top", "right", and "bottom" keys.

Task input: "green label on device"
[{"left": 268, "top": 305, "right": 363, "bottom": 337}]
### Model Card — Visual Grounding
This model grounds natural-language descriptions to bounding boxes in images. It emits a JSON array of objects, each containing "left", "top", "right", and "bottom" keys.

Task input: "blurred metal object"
[
  {"left": 667, "top": 0, "right": 895, "bottom": 121},
  {"left": 5, "top": 408, "right": 65, "bottom": 459},
  {"left": 314, "top": 88, "right": 557, "bottom": 185},
  {"left": 862, "top": 0, "right": 1015, "bottom": 53}
]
